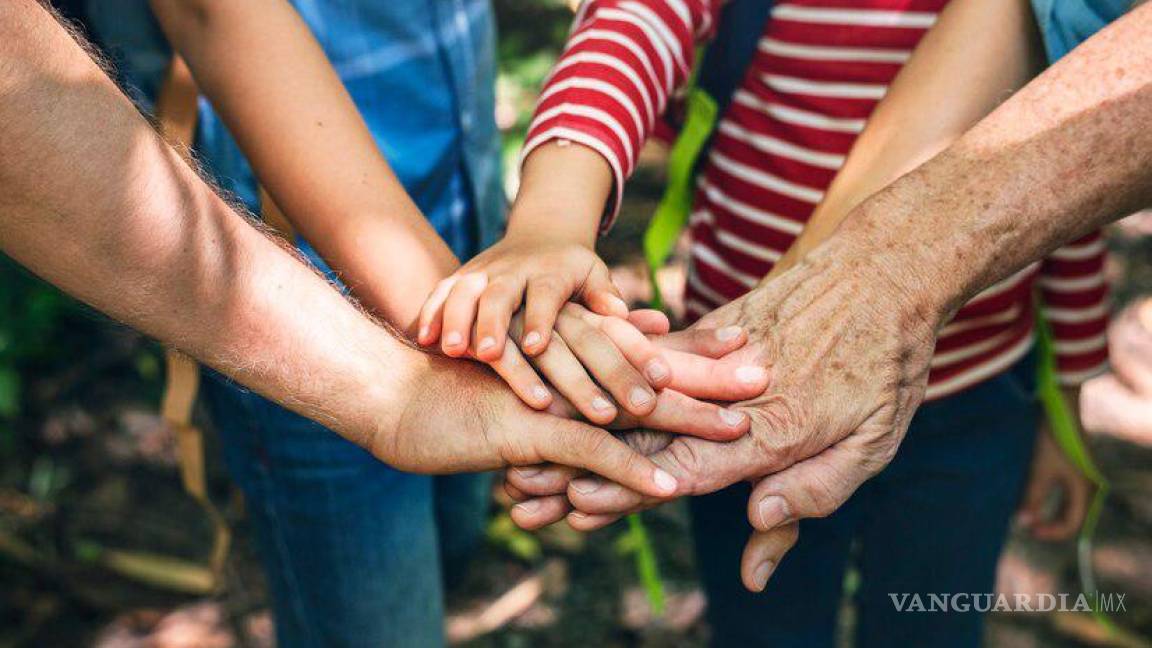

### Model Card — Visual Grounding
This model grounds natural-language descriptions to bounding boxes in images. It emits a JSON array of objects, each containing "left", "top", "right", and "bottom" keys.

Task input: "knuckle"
[
  {"left": 665, "top": 441, "right": 703, "bottom": 490},
  {"left": 745, "top": 395, "right": 812, "bottom": 465},
  {"left": 531, "top": 275, "right": 566, "bottom": 297},
  {"left": 578, "top": 429, "right": 614, "bottom": 464}
]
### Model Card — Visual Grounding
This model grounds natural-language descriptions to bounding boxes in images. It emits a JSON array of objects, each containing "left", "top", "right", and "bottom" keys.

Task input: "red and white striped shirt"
[{"left": 525, "top": 0, "right": 1110, "bottom": 399}]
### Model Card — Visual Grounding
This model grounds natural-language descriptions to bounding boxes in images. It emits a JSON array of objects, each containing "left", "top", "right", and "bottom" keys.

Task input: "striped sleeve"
[
  {"left": 1038, "top": 231, "right": 1111, "bottom": 385},
  {"left": 523, "top": 0, "right": 723, "bottom": 231}
]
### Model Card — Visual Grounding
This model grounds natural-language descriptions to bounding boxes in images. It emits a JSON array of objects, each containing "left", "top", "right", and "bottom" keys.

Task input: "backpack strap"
[
  {"left": 155, "top": 54, "right": 231, "bottom": 590},
  {"left": 644, "top": 0, "right": 774, "bottom": 310}
]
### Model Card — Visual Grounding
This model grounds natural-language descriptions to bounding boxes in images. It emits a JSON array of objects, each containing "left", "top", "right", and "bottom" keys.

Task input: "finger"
[
  {"left": 440, "top": 273, "right": 489, "bottom": 356},
  {"left": 599, "top": 315, "right": 672, "bottom": 390},
  {"left": 504, "top": 480, "right": 529, "bottom": 502},
  {"left": 1035, "top": 477, "right": 1091, "bottom": 541},
  {"left": 567, "top": 510, "right": 624, "bottom": 531},
  {"left": 567, "top": 474, "right": 656, "bottom": 516},
  {"left": 556, "top": 307, "right": 657, "bottom": 417},
  {"left": 747, "top": 440, "right": 876, "bottom": 531},
  {"left": 580, "top": 262, "right": 628, "bottom": 318},
  {"left": 740, "top": 523, "right": 800, "bottom": 592},
  {"left": 487, "top": 342, "right": 553, "bottom": 410},
  {"left": 653, "top": 325, "right": 747, "bottom": 358},
  {"left": 522, "top": 277, "right": 568, "bottom": 355},
  {"left": 535, "top": 418, "right": 680, "bottom": 499},
  {"left": 569, "top": 435, "right": 761, "bottom": 515},
  {"left": 530, "top": 334, "right": 618, "bottom": 424},
  {"left": 612, "top": 390, "right": 749, "bottom": 441},
  {"left": 1015, "top": 473, "right": 1049, "bottom": 530},
  {"left": 661, "top": 347, "right": 770, "bottom": 401},
  {"left": 416, "top": 276, "right": 458, "bottom": 345},
  {"left": 505, "top": 463, "right": 580, "bottom": 497},
  {"left": 474, "top": 278, "right": 525, "bottom": 362},
  {"left": 511, "top": 495, "right": 571, "bottom": 530},
  {"left": 628, "top": 309, "right": 670, "bottom": 335}
]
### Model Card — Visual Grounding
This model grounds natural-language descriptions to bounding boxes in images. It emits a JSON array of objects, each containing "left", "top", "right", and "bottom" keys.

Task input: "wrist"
[
  {"left": 809, "top": 209, "right": 955, "bottom": 337},
  {"left": 363, "top": 336, "right": 429, "bottom": 461},
  {"left": 828, "top": 185, "right": 973, "bottom": 333},
  {"left": 512, "top": 140, "right": 614, "bottom": 248}
]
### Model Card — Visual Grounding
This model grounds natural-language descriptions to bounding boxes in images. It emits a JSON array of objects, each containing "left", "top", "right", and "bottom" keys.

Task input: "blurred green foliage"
[{"left": 0, "top": 258, "right": 87, "bottom": 433}]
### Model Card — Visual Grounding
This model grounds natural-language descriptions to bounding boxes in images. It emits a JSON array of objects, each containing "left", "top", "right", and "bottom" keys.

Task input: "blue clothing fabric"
[
  {"left": 86, "top": 0, "right": 504, "bottom": 263},
  {"left": 691, "top": 356, "right": 1040, "bottom": 648},
  {"left": 1031, "top": 0, "right": 1131, "bottom": 62},
  {"left": 82, "top": 3, "right": 502, "bottom": 646},
  {"left": 202, "top": 378, "right": 490, "bottom": 648}
]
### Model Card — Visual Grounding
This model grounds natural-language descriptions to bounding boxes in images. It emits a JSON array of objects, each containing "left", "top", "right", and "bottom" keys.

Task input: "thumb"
[
  {"left": 530, "top": 416, "right": 679, "bottom": 500},
  {"left": 566, "top": 434, "right": 760, "bottom": 515},
  {"left": 580, "top": 262, "right": 628, "bottom": 318},
  {"left": 747, "top": 438, "right": 881, "bottom": 531}
]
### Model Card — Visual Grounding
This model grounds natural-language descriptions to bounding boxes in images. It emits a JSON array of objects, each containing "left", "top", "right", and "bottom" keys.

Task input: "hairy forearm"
[
  {"left": 148, "top": 0, "right": 457, "bottom": 332},
  {"left": 0, "top": 1, "right": 416, "bottom": 446},
  {"left": 774, "top": 0, "right": 1042, "bottom": 275},
  {"left": 823, "top": 4, "right": 1152, "bottom": 325}
]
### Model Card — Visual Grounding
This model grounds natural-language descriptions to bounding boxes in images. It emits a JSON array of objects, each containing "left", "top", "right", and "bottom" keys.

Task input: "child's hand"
[
  {"left": 1017, "top": 400, "right": 1093, "bottom": 540},
  {"left": 416, "top": 233, "right": 627, "bottom": 362}
]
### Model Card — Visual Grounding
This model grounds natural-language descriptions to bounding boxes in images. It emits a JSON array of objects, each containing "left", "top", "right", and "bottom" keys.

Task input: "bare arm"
[
  {"left": 772, "top": 0, "right": 1044, "bottom": 273},
  {"left": 0, "top": 1, "right": 680, "bottom": 498},
  {"left": 148, "top": 0, "right": 457, "bottom": 333},
  {"left": 538, "top": 2, "right": 1152, "bottom": 590},
  {"left": 847, "top": 1, "right": 1152, "bottom": 315}
]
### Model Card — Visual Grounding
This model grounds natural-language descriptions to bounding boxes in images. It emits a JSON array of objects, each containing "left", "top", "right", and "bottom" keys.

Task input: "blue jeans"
[
  {"left": 690, "top": 355, "right": 1039, "bottom": 648},
  {"left": 202, "top": 375, "right": 491, "bottom": 648}
]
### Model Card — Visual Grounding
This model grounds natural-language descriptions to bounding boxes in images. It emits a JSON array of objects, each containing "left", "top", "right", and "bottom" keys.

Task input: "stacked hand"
[{"left": 501, "top": 241, "right": 943, "bottom": 591}]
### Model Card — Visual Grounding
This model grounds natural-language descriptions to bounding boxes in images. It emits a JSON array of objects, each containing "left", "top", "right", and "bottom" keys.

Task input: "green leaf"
[{"left": 627, "top": 514, "right": 665, "bottom": 617}]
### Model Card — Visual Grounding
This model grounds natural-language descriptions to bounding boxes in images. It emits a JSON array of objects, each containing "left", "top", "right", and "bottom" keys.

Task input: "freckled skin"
[{"left": 507, "top": 1, "right": 1152, "bottom": 592}]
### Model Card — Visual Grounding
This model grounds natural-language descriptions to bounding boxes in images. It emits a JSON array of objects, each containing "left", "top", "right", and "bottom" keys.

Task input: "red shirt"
[{"left": 525, "top": 0, "right": 1109, "bottom": 398}]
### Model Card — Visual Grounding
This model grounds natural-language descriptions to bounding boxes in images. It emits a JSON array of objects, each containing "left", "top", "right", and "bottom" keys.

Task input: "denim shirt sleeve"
[{"left": 1030, "top": 0, "right": 1132, "bottom": 63}]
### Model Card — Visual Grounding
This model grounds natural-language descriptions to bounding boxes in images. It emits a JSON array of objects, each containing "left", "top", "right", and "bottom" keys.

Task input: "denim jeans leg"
[
  {"left": 690, "top": 482, "right": 859, "bottom": 648},
  {"left": 203, "top": 376, "right": 451, "bottom": 648},
  {"left": 434, "top": 471, "right": 493, "bottom": 588},
  {"left": 854, "top": 360, "right": 1040, "bottom": 648}
]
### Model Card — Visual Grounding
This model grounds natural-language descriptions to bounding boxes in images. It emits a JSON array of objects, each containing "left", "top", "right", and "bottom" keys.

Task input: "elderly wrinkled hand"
[{"left": 506, "top": 240, "right": 944, "bottom": 591}]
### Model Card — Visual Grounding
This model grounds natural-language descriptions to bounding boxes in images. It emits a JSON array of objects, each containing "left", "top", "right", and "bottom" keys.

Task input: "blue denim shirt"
[
  {"left": 1031, "top": 0, "right": 1132, "bottom": 62},
  {"left": 85, "top": 0, "right": 504, "bottom": 272}
]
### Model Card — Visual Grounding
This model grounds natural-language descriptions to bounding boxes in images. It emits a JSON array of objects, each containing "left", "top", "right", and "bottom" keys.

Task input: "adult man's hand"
[
  {"left": 507, "top": 236, "right": 944, "bottom": 590},
  {"left": 371, "top": 351, "right": 688, "bottom": 499}
]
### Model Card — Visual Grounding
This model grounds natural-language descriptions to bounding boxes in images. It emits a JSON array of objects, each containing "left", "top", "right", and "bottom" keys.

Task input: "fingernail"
[
  {"left": 513, "top": 466, "right": 543, "bottom": 479},
  {"left": 569, "top": 511, "right": 589, "bottom": 521},
  {"left": 719, "top": 408, "right": 746, "bottom": 427},
  {"left": 571, "top": 478, "right": 600, "bottom": 494},
  {"left": 514, "top": 500, "right": 540, "bottom": 514},
  {"left": 736, "top": 366, "right": 767, "bottom": 384},
  {"left": 444, "top": 331, "right": 463, "bottom": 347},
  {"left": 592, "top": 396, "right": 614, "bottom": 412},
  {"left": 418, "top": 325, "right": 430, "bottom": 341},
  {"left": 753, "top": 560, "right": 776, "bottom": 591},
  {"left": 629, "top": 387, "right": 653, "bottom": 408},
  {"left": 477, "top": 336, "right": 496, "bottom": 352},
  {"left": 532, "top": 385, "right": 551, "bottom": 403},
  {"left": 716, "top": 325, "right": 743, "bottom": 341},
  {"left": 757, "top": 495, "right": 791, "bottom": 529},
  {"left": 645, "top": 359, "right": 669, "bottom": 383},
  {"left": 523, "top": 331, "right": 543, "bottom": 348},
  {"left": 653, "top": 468, "right": 678, "bottom": 494}
]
